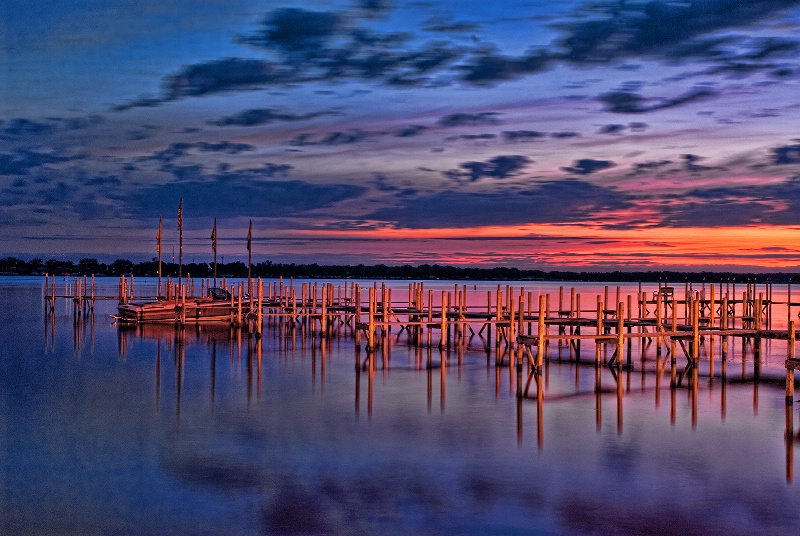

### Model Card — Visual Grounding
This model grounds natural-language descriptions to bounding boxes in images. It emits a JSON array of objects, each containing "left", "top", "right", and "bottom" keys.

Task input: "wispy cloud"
[
  {"left": 443, "top": 155, "right": 531, "bottom": 182},
  {"left": 209, "top": 108, "right": 339, "bottom": 127},
  {"left": 437, "top": 112, "right": 500, "bottom": 127},
  {"left": 562, "top": 159, "right": 615, "bottom": 175}
]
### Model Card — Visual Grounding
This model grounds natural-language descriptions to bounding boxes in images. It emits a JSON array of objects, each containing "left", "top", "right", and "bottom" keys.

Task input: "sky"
[{"left": 3, "top": 0, "right": 800, "bottom": 271}]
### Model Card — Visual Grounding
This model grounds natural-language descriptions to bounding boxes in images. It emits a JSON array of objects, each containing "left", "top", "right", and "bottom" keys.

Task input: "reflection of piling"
[
  {"left": 91, "top": 275, "right": 800, "bottom": 415},
  {"left": 787, "top": 322, "right": 796, "bottom": 404}
]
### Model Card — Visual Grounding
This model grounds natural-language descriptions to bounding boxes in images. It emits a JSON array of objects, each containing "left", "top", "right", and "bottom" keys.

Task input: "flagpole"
[
  {"left": 177, "top": 198, "right": 183, "bottom": 298},
  {"left": 157, "top": 216, "right": 163, "bottom": 298},
  {"left": 247, "top": 219, "right": 253, "bottom": 302},
  {"left": 211, "top": 217, "right": 217, "bottom": 287}
]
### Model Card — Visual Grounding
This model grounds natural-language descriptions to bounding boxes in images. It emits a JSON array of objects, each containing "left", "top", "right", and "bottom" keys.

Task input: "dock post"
[
  {"left": 516, "top": 295, "right": 525, "bottom": 370},
  {"left": 508, "top": 294, "right": 516, "bottom": 365},
  {"left": 382, "top": 282, "right": 388, "bottom": 334},
  {"left": 321, "top": 285, "right": 328, "bottom": 337},
  {"left": 256, "top": 278, "right": 263, "bottom": 336},
  {"left": 692, "top": 299, "right": 700, "bottom": 361},
  {"left": 237, "top": 283, "right": 243, "bottom": 325},
  {"left": 596, "top": 296, "right": 603, "bottom": 367},
  {"left": 495, "top": 286, "right": 502, "bottom": 348},
  {"left": 229, "top": 284, "right": 235, "bottom": 324},
  {"left": 368, "top": 287, "right": 376, "bottom": 351},
  {"left": 616, "top": 301, "right": 624, "bottom": 368},
  {"left": 424, "top": 289, "right": 431, "bottom": 349},
  {"left": 710, "top": 283, "right": 715, "bottom": 328},
  {"left": 537, "top": 294, "right": 546, "bottom": 369},
  {"left": 354, "top": 284, "right": 362, "bottom": 349},
  {"left": 440, "top": 290, "right": 447, "bottom": 350},
  {"left": 180, "top": 283, "right": 186, "bottom": 326}
]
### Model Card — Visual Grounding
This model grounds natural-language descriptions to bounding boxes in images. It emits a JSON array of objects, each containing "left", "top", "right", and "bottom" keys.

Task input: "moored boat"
[{"left": 115, "top": 287, "right": 247, "bottom": 324}]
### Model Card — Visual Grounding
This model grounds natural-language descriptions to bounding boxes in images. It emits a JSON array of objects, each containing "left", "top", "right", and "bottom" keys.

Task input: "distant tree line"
[{"left": 1, "top": 256, "right": 798, "bottom": 283}]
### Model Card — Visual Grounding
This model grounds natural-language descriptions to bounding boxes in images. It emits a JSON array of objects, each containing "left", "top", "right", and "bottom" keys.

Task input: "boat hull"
[{"left": 116, "top": 299, "right": 246, "bottom": 324}]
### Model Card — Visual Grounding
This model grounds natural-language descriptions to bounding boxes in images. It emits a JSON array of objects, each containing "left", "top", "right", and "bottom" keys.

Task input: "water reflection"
[
  {"left": 108, "top": 307, "right": 799, "bottom": 468},
  {"left": 114, "top": 313, "right": 800, "bottom": 446},
  {"left": 17, "top": 279, "right": 800, "bottom": 534}
]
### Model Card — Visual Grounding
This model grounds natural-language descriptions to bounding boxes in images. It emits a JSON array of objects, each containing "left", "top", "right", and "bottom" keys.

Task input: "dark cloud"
[
  {"left": 369, "top": 174, "right": 418, "bottom": 195},
  {"left": 551, "top": 131, "right": 580, "bottom": 139},
  {"left": 655, "top": 176, "right": 800, "bottom": 226},
  {"left": 110, "top": 6, "right": 465, "bottom": 108},
  {"left": 682, "top": 153, "right": 716, "bottom": 172},
  {"left": 773, "top": 144, "right": 800, "bottom": 164},
  {"left": 599, "top": 88, "right": 715, "bottom": 113},
  {"left": 237, "top": 8, "right": 461, "bottom": 83},
  {"left": 357, "top": 0, "right": 392, "bottom": 12},
  {"left": 209, "top": 108, "right": 338, "bottom": 127},
  {"left": 111, "top": 96, "right": 164, "bottom": 111},
  {"left": 160, "top": 162, "right": 291, "bottom": 181},
  {"left": 502, "top": 130, "right": 546, "bottom": 142},
  {"left": 113, "top": 1, "right": 800, "bottom": 110},
  {"left": 127, "top": 166, "right": 362, "bottom": 219},
  {"left": 0, "top": 149, "right": 74, "bottom": 175},
  {"left": 165, "top": 58, "right": 295, "bottom": 100},
  {"left": 146, "top": 141, "right": 256, "bottom": 164},
  {"left": 703, "top": 36, "right": 800, "bottom": 76},
  {"left": 83, "top": 175, "right": 121, "bottom": 187},
  {"left": 444, "top": 155, "right": 531, "bottom": 182},
  {"left": 59, "top": 115, "right": 105, "bottom": 131},
  {"left": 445, "top": 133, "right": 496, "bottom": 141},
  {"left": 745, "top": 36, "right": 800, "bottom": 60},
  {"left": 2, "top": 118, "right": 55, "bottom": 136},
  {"left": 128, "top": 131, "right": 151, "bottom": 141},
  {"left": 148, "top": 8, "right": 468, "bottom": 103},
  {"left": 395, "top": 125, "right": 428, "bottom": 137},
  {"left": 660, "top": 198, "right": 774, "bottom": 227},
  {"left": 631, "top": 160, "right": 672, "bottom": 174},
  {"left": 438, "top": 112, "right": 500, "bottom": 127},
  {"left": 367, "top": 179, "right": 632, "bottom": 227},
  {"left": 557, "top": 0, "right": 800, "bottom": 63},
  {"left": 459, "top": 49, "right": 551, "bottom": 84},
  {"left": 423, "top": 20, "right": 480, "bottom": 33},
  {"left": 288, "top": 130, "right": 370, "bottom": 146},
  {"left": 562, "top": 159, "right": 615, "bottom": 175},
  {"left": 598, "top": 124, "right": 626, "bottom": 135},
  {"left": 0, "top": 115, "right": 105, "bottom": 138},
  {"left": 240, "top": 8, "right": 343, "bottom": 54}
]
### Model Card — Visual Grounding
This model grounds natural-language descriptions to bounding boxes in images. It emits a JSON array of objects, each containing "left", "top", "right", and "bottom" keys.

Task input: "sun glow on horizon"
[{"left": 288, "top": 223, "right": 800, "bottom": 269}]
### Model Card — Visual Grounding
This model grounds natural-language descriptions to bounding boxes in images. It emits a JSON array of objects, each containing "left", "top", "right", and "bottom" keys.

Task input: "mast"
[
  {"left": 177, "top": 198, "right": 183, "bottom": 295},
  {"left": 211, "top": 217, "right": 217, "bottom": 287},
  {"left": 247, "top": 219, "right": 253, "bottom": 299},
  {"left": 157, "top": 216, "right": 163, "bottom": 297}
]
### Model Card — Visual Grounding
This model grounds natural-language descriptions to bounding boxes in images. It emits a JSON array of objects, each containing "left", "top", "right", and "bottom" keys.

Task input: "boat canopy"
[{"left": 207, "top": 287, "right": 231, "bottom": 301}]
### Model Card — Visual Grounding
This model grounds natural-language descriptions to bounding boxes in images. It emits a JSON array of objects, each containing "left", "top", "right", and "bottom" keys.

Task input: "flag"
[
  {"left": 247, "top": 219, "right": 252, "bottom": 253},
  {"left": 177, "top": 198, "right": 183, "bottom": 231},
  {"left": 211, "top": 218, "right": 217, "bottom": 253}
]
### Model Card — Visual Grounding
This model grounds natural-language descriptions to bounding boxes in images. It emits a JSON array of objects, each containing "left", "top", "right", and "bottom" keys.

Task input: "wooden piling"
[
  {"left": 440, "top": 290, "right": 447, "bottom": 350},
  {"left": 537, "top": 294, "right": 546, "bottom": 369}
]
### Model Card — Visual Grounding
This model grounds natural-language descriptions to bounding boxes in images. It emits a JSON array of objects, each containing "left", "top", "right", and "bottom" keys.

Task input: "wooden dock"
[{"left": 44, "top": 275, "right": 800, "bottom": 403}]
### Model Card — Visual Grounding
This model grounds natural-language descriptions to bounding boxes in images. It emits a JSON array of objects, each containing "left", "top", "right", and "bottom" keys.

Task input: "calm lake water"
[{"left": 2, "top": 276, "right": 800, "bottom": 535}]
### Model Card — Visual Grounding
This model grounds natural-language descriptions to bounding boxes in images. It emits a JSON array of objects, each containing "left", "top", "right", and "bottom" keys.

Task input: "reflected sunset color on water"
[{"left": 3, "top": 276, "right": 800, "bottom": 534}]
